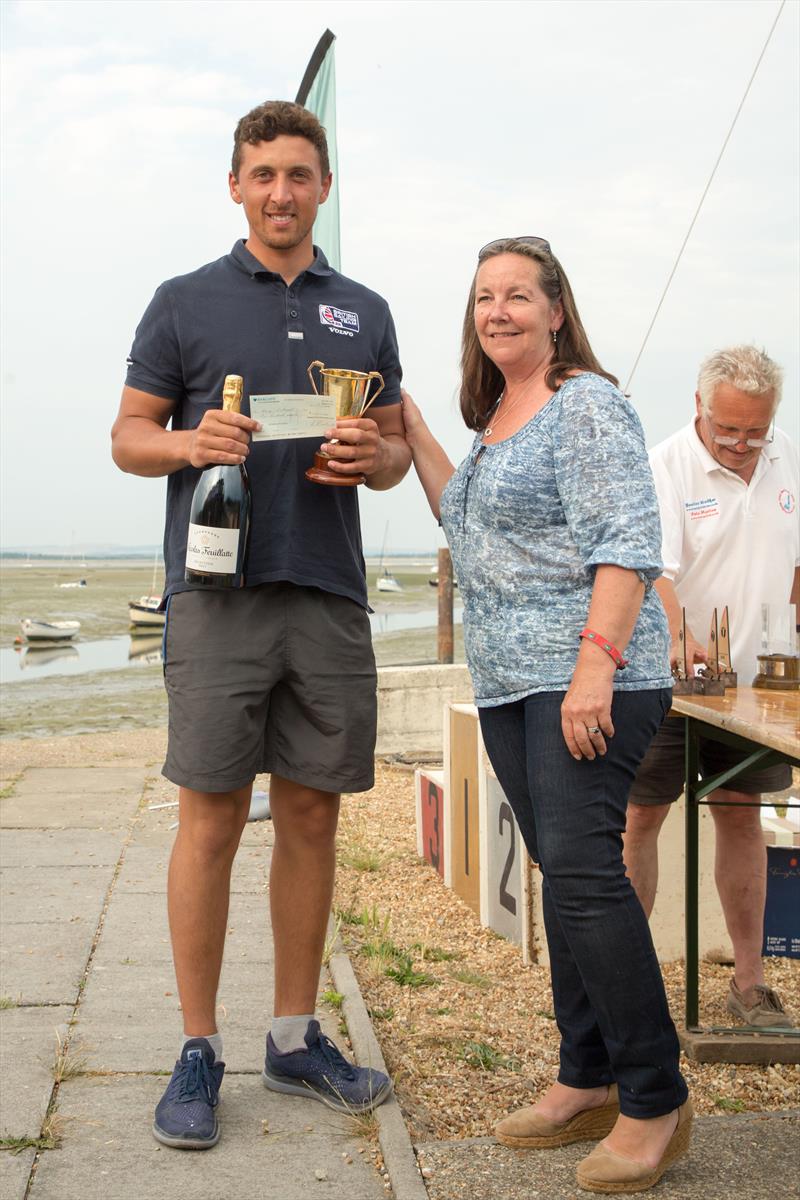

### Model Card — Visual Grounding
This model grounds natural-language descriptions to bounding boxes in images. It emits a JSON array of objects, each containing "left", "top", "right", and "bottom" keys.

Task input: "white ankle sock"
[
  {"left": 271, "top": 1015, "right": 314, "bottom": 1053},
  {"left": 182, "top": 1032, "right": 223, "bottom": 1061}
]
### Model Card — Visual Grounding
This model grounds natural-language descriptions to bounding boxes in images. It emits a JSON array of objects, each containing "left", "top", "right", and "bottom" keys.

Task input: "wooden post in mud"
[{"left": 437, "top": 548, "right": 454, "bottom": 664}]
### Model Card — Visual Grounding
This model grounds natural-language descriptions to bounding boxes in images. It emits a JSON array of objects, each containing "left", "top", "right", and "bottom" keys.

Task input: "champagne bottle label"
[{"left": 185, "top": 524, "right": 241, "bottom": 573}]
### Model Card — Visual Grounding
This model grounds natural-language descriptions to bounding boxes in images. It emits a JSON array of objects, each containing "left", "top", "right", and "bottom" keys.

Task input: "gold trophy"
[{"left": 305, "top": 360, "right": 385, "bottom": 486}]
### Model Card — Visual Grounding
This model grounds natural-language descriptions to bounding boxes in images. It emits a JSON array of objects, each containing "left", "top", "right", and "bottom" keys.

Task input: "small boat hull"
[
  {"left": 128, "top": 596, "right": 165, "bottom": 628},
  {"left": 20, "top": 618, "right": 81, "bottom": 642}
]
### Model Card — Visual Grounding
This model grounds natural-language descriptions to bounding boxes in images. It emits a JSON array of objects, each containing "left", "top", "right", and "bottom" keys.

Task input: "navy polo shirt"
[{"left": 125, "top": 241, "right": 402, "bottom": 607}]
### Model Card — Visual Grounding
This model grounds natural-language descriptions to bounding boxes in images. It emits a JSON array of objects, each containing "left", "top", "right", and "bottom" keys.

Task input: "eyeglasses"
[
  {"left": 479, "top": 236, "right": 552, "bottom": 258},
  {"left": 705, "top": 413, "right": 775, "bottom": 448}
]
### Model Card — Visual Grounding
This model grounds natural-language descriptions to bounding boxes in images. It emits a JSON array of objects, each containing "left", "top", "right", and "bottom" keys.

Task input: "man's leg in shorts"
[
  {"left": 168, "top": 785, "right": 252, "bottom": 1034},
  {"left": 268, "top": 774, "right": 340, "bottom": 1014},
  {"left": 623, "top": 718, "right": 684, "bottom": 916},
  {"left": 709, "top": 788, "right": 767, "bottom": 993}
]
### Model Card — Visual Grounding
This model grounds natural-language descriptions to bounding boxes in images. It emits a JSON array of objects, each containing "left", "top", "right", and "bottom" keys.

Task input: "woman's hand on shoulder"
[{"left": 399, "top": 388, "right": 428, "bottom": 448}]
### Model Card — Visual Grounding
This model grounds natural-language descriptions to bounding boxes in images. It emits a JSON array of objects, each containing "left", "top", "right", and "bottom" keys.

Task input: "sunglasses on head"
[{"left": 479, "top": 236, "right": 552, "bottom": 258}]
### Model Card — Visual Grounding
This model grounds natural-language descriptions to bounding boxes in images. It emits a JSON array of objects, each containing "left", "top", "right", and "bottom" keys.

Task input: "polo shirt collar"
[{"left": 230, "top": 239, "right": 333, "bottom": 279}]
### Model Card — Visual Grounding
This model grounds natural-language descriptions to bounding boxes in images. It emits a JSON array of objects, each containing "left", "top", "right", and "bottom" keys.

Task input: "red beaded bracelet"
[{"left": 579, "top": 628, "right": 629, "bottom": 669}]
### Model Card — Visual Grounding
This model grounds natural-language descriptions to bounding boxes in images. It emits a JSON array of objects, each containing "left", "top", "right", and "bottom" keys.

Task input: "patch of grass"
[
  {"left": 369, "top": 1006, "right": 395, "bottom": 1021},
  {"left": 340, "top": 843, "right": 383, "bottom": 873},
  {"left": 450, "top": 968, "right": 493, "bottom": 990},
  {"left": 430, "top": 1006, "right": 451, "bottom": 1016},
  {"left": 0, "top": 784, "right": 17, "bottom": 800},
  {"left": 385, "top": 954, "right": 437, "bottom": 989},
  {"left": 1, "top": 1112, "right": 66, "bottom": 1155},
  {"left": 461, "top": 1041, "right": 522, "bottom": 1072},
  {"left": 714, "top": 1096, "right": 746, "bottom": 1113},
  {"left": 535, "top": 1009, "right": 556, "bottom": 1020},
  {"left": 120, "top": 957, "right": 138, "bottom": 966},
  {"left": 322, "top": 914, "right": 342, "bottom": 967},
  {"left": 411, "top": 942, "right": 462, "bottom": 962},
  {"left": 321, "top": 989, "right": 344, "bottom": 1010},
  {"left": 51, "top": 1031, "right": 87, "bottom": 1083},
  {"left": 0, "top": 995, "right": 18, "bottom": 1010},
  {"left": 361, "top": 937, "right": 405, "bottom": 962}
]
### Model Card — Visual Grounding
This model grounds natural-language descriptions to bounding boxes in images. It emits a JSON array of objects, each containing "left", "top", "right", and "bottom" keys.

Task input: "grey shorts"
[
  {"left": 162, "top": 582, "right": 377, "bottom": 795},
  {"left": 630, "top": 715, "right": 791, "bottom": 806}
]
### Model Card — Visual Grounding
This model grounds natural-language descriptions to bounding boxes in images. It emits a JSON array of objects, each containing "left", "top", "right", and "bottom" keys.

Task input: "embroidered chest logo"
[
  {"left": 684, "top": 497, "right": 720, "bottom": 520},
  {"left": 319, "top": 304, "right": 360, "bottom": 337},
  {"left": 779, "top": 488, "right": 795, "bottom": 514}
]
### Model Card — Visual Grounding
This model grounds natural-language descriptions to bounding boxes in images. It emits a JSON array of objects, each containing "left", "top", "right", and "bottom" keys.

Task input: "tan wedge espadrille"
[
  {"left": 496, "top": 1084, "right": 620, "bottom": 1149},
  {"left": 575, "top": 1098, "right": 693, "bottom": 1194}
]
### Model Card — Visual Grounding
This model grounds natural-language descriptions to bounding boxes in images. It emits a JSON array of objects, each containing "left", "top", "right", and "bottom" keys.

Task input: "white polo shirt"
[{"left": 649, "top": 420, "right": 799, "bottom": 683}]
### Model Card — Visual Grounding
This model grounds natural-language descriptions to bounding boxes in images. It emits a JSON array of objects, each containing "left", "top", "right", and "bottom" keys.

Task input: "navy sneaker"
[
  {"left": 262, "top": 1020, "right": 392, "bottom": 1113},
  {"left": 153, "top": 1038, "right": 225, "bottom": 1149}
]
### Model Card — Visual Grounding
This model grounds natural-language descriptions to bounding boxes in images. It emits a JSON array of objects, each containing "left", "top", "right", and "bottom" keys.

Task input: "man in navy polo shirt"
[{"left": 112, "top": 100, "right": 410, "bottom": 1149}]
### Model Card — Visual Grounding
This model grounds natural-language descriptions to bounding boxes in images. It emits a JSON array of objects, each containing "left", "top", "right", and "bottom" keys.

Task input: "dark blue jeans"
[{"left": 479, "top": 688, "right": 688, "bottom": 1119}]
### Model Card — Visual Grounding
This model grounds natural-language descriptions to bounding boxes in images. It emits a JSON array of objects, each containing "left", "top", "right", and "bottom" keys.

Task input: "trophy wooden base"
[
  {"left": 305, "top": 452, "right": 364, "bottom": 487},
  {"left": 752, "top": 654, "right": 800, "bottom": 691}
]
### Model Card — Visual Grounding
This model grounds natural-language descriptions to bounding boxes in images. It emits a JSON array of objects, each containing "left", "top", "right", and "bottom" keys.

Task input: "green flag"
[{"left": 296, "top": 29, "right": 340, "bottom": 271}]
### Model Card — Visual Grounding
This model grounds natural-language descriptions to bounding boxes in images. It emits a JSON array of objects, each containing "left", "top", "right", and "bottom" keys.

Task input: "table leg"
[{"left": 685, "top": 716, "right": 700, "bottom": 1029}]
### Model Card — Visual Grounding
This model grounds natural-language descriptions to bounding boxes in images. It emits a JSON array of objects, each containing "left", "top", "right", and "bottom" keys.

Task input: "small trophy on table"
[
  {"left": 304, "top": 360, "right": 385, "bottom": 486},
  {"left": 694, "top": 607, "right": 733, "bottom": 695},
  {"left": 753, "top": 603, "right": 800, "bottom": 690},
  {"left": 671, "top": 612, "right": 696, "bottom": 695}
]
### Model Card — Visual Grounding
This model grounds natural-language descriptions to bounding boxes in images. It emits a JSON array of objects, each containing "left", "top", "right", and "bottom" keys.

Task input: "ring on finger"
[{"left": 586, "top": 725, "right": 601, "bottom": 735}]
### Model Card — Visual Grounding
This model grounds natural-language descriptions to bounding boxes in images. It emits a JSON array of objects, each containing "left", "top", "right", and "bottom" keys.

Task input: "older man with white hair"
[{"left": 624, "top": 345, "right": 799, "bottom": 1028}]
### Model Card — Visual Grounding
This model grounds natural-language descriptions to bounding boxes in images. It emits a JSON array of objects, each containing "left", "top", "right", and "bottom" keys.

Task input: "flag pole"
[{"left": 296, "top": 29, "right": 340, "bottom": 270}]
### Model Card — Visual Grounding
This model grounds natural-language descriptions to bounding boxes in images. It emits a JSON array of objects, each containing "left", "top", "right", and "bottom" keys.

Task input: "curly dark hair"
[{"left": 232, "top": 101, "right": 330, "bottom": 178}]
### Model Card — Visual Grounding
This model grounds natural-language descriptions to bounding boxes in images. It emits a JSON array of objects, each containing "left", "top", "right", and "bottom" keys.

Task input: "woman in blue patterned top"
[{"left": 402, "top": 238, "right": 692, "bottom": 1194}]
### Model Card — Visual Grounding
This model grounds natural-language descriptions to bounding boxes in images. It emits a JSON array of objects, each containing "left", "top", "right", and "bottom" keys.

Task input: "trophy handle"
[
  {"left": 307, "top": 360, "right": 324, "bottom": 395},
  {"left": 361, "top": 371, "right": 385, "bottom": 414}
]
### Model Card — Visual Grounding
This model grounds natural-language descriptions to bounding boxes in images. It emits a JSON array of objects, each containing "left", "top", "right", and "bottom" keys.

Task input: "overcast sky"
[{"left": 1, "top": 0, "right": 798, "bottom": 555}]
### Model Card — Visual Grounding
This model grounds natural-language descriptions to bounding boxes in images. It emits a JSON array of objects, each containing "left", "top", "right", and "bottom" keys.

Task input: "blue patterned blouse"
[{"left": 439, "top": 373, "right": 672, "bottom": 706}]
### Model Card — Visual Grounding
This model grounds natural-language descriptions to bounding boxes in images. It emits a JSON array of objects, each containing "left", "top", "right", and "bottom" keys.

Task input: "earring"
[{"left": 552, "top": 329, "right": 558, "bottom": 345}]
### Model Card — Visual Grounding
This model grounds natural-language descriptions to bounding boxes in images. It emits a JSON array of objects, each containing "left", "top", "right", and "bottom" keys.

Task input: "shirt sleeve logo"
[
  {"left": 319, "top": 304, "right": 360, "bottom": 336},
  {"left": 779, "top": 488, "right": 795, "bottom": 514}
]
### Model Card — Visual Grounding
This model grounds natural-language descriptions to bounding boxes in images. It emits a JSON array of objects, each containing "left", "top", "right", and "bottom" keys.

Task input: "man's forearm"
[
  {"left": 111, "top": 418, "right": 193, "bottom": 478},
  {"left": 365, "top": 434, "right": 413, "bottom": 491}
]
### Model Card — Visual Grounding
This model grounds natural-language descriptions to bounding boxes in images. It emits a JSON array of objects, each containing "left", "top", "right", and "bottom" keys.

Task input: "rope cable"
[{"left": 624, "top": 0, "right": 786, "bottom": 394}]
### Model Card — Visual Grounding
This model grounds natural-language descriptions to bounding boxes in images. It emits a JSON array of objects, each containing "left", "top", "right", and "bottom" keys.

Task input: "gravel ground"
[{"left": 2, "top": 731, "right": 797, "bottom": 1148}]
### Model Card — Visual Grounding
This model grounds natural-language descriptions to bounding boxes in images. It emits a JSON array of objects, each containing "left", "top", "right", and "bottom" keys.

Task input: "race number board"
[
  {"left": 446, "top": 704, "right": 481, "bottom": 917},
  {"left": 479, "top": 770, "right": 531, "bottom": 955},
  {"left": 414, "top": 768, "right": 446, "bottom": 879}
]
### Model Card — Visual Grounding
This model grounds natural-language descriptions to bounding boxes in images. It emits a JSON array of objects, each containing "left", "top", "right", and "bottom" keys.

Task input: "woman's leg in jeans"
[
  {"left": 523, "top": 690, "right": 686, "bottom": 1119},
  {"left": 480, "top": 701, "right": 613, "bottom": 1121}
]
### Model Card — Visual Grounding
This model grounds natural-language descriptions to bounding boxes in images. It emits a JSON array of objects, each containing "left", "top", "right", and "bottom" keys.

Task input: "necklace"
[{"left": 484, "top": 388, "right": 528, "bottom": 438}]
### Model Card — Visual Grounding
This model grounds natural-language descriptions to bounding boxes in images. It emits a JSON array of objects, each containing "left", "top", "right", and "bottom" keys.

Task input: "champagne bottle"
[{"left": 185, "top": 375, "right": 251, "bottom": 588}]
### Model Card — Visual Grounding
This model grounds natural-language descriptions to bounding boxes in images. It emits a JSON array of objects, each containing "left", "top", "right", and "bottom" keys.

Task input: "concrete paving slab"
[
  {"left": 30, "top": 1075, "right": 389, "bottom": 1200},
  {"left": 0, "top": 1005, "right": 71, "bottom": 1139},
  {"left": 75, "top": 962, "right": 339, "bottom": 1074},
  {"left": 415, "top": 1112, "right": 800, "bottom": 1200},
  {"left": 115, "top": 840, "right": 268, "bottom": 894},
  {"left": 0, "top": 1147, "right": 36, "bottom": 1200},
  {"left": 1, "top": 866, "right": 109, "bottom": 926},
  {"left": 92, "top": 892, "right": 274, "bottom": 967},
  {"left": 8, "top": 768, "right": 146, "bottom": 796},
  {"left": 0, "top": 922, "right": 96, "bottom": 1004},
  {"left": 0, "top": 831, "right": 123, "bottom": 870},
  {"left": 1, "top": 789, "right": 141, "bottom": 830}
]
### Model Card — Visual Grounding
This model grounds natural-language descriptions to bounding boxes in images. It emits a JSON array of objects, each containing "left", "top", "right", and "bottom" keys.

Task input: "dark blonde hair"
[
  {"left": 459, "top": 239, "right": 618, "bottom": 431},
  {"left": 232, "top": 101, "right": 330, "bottom": 178}
]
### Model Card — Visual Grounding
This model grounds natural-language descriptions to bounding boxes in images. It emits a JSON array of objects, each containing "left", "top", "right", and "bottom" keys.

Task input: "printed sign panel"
[
  {"left": 762, "top": 846, "right": 800, "bottom": 959},
  {"left": 481, "top": 773, "right": 528, "bottom": 948},
  {"left": 415, "top": 769, "right": 445, "bottom": 879},
  {"left": 449, "top": 707, "right": 481, "bottom": 917}
]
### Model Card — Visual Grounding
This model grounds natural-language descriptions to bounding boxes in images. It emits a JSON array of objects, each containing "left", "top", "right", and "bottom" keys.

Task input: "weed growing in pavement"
[
  {"left": 1, "top": 1113, "right": 66, "bottom": 1155},
  {"left": 0, "top": 995, "right": 18, "bottom": 1009},
  {"left": 461, "top": 1041, "right": 521, "bottom": 1072},
  {"left": 322, "top": 989, "right": 344, "bottom": 1010},
  {"left": 51, "top": 1031, "right": 87, "bottom": 1083},
  {"left": 322, "top": 915, "right": 343, "bottom": 967}
]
